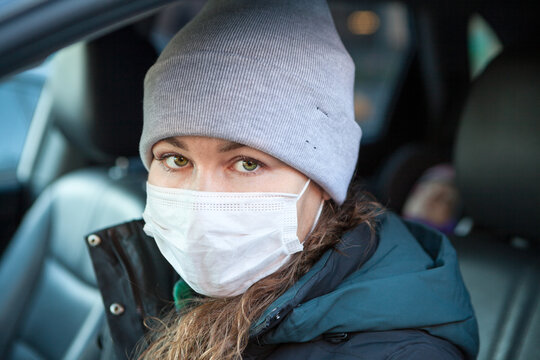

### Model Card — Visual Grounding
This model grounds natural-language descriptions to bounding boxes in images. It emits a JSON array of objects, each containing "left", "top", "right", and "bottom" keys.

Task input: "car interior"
[
  {"left": 0, "top": 27, "right": 155, "bottom": 360},
  {"left": 0, "top": 0, "right": 538, "bottom": 359}
]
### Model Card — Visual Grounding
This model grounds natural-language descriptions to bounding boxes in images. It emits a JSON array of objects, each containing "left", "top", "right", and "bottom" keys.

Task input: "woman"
[{"left": 88, "top": 0, "right": 479, "bottom": 359}]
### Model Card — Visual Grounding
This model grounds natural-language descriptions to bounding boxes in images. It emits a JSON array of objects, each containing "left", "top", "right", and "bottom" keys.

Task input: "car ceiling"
[
  {"left": 1, "top": 0, "right": 537, "bottom": 80},
  {"left": 0, "top": 0, "right": 177, "bottom": 80}
]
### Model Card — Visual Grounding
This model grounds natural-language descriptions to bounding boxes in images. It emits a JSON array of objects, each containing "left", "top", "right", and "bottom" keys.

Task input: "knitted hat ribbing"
[{"left": 141, "top": 0, "right": 361, "bottom": 204}]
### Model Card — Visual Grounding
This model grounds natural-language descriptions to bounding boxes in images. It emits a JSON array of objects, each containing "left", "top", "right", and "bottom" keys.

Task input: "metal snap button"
[
  {"left": 87, "top": 234, "right": 102, "bottom": 247},
  {"left": 109, "top": 303, "right": 125, "bottom": 316}
]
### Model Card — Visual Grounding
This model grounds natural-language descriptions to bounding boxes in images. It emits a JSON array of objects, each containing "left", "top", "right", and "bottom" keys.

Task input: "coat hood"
[{"left": 250, "top": 213, "right": 479, "bottom": 359}]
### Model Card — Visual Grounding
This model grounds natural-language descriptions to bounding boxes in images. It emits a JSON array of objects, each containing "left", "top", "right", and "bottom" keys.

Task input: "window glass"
[
  {"left": 468, "top": 14, "right": 502, "bottom": 79},
  {"left": 329, "top": 1, "right": 412, "bottom": 143},
  {"left": 0, "top": 60, "right": 51, "bottom": 174}
]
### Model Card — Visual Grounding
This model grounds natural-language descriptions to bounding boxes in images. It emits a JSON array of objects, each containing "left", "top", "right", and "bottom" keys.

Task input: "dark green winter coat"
[{"left": 87, "top": 213, "right": 479, "bottom": 359}]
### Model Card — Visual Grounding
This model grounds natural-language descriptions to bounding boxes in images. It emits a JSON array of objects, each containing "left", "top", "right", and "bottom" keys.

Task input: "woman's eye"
[
  {"left": 164, "top": 155, "right": 189, "bottom": 168},
  {"left": 234, "top": 159, "right": 260, "bottom": 172}
]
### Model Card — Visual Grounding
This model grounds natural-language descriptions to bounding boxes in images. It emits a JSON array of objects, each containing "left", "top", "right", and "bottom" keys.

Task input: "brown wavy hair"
[{"left": 137, "top": 182, "right": 384, "bottom": 360}]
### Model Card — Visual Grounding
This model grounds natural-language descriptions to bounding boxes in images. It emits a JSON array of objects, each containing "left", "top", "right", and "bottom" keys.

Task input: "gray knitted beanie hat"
[{"left": 141, "top": 0, "right": 361, "bottom": 204}]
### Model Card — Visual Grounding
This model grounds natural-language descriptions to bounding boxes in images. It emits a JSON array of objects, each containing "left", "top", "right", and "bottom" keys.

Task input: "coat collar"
[
  {"left": 251, "top": 213, "right": 479, "bottom": 359},
  {"left": 249, "top": 221, "right": 378, "bottom": 343}
]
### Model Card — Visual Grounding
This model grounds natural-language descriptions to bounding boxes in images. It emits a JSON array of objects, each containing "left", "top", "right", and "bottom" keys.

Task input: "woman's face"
[{"left": 148, "top": 136, "right": 330, "bottom": 241}]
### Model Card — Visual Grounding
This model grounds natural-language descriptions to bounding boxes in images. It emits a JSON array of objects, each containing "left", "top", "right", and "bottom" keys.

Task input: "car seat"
[
  {"left": 0, "top": 27, "right": 156, "bottom": 360},
  {"left": 452, "top": 49, "right": 540, "bottom": 360}
]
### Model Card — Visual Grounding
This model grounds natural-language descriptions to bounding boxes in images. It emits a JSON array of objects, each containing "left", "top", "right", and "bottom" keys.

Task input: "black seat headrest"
[
  {"left": 455, "top": 50, "right": 540, "bottom": 239},
  {"left": 49, "top": 26, "right": 157, "bottom": 162}
]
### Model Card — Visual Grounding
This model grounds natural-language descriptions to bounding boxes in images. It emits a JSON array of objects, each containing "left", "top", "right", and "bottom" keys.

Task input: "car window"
[
  {"left": 0, "top": 60, "right": 51, "bottom": 176},
  {"left": 468, "top": 14, "right": 502, "bottom": 79},
  {"left": 329, "top": 1, "right": 412, "bottom": 143}
]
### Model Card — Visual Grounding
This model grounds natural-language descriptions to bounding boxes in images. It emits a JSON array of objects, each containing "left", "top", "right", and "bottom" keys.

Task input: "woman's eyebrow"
[
  {"left": 164, "top": 138, "right": 188, "bottom": 150},
  {"left": 218, "top": 141, "right": 246, "bottom": 153}
]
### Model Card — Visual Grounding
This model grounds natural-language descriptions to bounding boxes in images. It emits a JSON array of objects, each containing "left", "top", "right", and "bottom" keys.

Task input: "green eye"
[
  {"left": 242, "top": 160, "right": 259, "bottom": 171},
  {"left": 233, "top": 159, "right": 260, "bottom": 173},
  {"left": 165, "top": 155, "right": 189, "bottom": 168}
]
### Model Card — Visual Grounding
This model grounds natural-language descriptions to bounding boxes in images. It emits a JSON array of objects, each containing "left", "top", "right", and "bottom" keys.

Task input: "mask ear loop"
[
  {"left": 297, "top": 178, "right": 325, "bottom": 238},
  {"left": 308, "top": 199, "right": 325, "bottom": 235},
  {"left": 297, "top": 179, "right": 311, "bottom": 199}
]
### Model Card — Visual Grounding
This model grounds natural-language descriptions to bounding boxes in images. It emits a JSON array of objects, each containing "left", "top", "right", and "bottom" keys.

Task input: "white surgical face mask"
[{"left": 142, "top": 179, "right": 322, "bottom": 297}]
